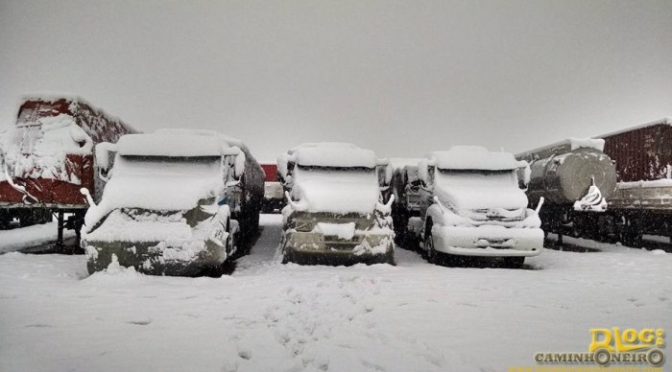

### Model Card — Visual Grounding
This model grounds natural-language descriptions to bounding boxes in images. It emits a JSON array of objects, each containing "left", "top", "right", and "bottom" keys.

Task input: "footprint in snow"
[
  {"left": 127, "top": 319, "right": 152, "bottom": 326},
  {"left": 24, "top": 323, "right": 53, "bottom": 328},
  {"left": 237, "top": 349, "right": 252, "bottom": 360},
  {"left": 361, "top": 359, "right": 386, "bottom": 371}
]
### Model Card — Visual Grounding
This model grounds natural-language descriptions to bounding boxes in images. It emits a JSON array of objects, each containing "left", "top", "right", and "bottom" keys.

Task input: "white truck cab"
[{"left": 394, "top": 146, "right": 544, "bottom": 267}]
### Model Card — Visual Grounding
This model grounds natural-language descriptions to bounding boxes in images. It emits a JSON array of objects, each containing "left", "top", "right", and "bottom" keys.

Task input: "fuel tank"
[{"left": 518, "top": 142, "right": 617, "bottom": 206}]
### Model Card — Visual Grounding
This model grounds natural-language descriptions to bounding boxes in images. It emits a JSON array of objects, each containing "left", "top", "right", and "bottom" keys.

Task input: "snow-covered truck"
[
  {"left": 279, "top": 143, "right": 395, "bottom": 265},
  {"left": 391, "top": 146, "right": 544, "bottom": 268},
  {"left": 0, "top": 97, "right": 135, "bottom": 244},
  {"left": 260, "top": 163, "right": 285, "bottom": 213},
  {"left": 82, "top": 129, "right": 265, "bottom": 275}
]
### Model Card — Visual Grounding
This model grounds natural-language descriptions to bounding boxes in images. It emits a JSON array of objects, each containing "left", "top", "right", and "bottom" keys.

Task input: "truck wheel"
[
  {"left": 281, "top": 251, "right": 293, "bottom": 264},
  {"left": 502, "top": 257, "right": 525, "bottom": 269},
  {"left": 392, "top": 208, "right": 409, "bottom": 246},
  {"left": 425, "top": 223, "right": 441, "bottom": 265},
  {"left": 382, "top": 249, "right": 395, "bottom": 265}
]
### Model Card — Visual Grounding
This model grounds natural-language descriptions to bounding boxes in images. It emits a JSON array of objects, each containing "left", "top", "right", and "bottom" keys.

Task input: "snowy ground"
[
  {"left": 1, "top": 215, "right": 671, "bottom": 372},
  {"left": 0, "top": 221, "right": 76, "bottom": 254}
]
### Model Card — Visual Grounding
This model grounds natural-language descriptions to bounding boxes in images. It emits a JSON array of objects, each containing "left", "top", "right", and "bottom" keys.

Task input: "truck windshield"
[{"left": 436, "top": 169, "right": 518, "bottom": 189}]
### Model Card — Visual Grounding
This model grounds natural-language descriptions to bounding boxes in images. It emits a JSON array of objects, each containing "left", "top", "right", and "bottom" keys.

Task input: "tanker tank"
[{"left": 516, "top": 138, "right": 617, "bottom": 211}]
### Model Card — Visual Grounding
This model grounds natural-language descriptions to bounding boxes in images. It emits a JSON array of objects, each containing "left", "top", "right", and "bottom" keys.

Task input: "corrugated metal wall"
[{"left": 602, "top": 124, "right": 672, "bottom": 182}]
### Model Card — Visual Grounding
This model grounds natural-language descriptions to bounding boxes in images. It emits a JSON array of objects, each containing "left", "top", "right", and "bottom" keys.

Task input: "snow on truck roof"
[
  {"left": 116, "top": 131, "right": 239, "bottom": 157},
  {"left": 515, "top": 137, "right": 605, "bottom": 160},
  {"left": 288, "top": 142, "right": 377, "bottom": 168},
  {"left": 431, "top": 146, "right": 524, "bottom": 171}
]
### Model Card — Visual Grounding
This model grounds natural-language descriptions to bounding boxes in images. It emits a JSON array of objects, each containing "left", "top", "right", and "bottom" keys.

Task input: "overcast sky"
[{"left": 1, "top": 0, "right": 671, "bottom": 161}]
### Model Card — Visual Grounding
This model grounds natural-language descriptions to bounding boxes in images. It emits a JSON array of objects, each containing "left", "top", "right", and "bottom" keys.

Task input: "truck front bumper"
[
  {"left": 282, "top": 231, "right": 394, "bottom": 264},
  {"left": 432, "top": 225, "right": 543, "bottom": 257},
  {"left": 84, "top": 238, "right": 228, "bottom": 276}
]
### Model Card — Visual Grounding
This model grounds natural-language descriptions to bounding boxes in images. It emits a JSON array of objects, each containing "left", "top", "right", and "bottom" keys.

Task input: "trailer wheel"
[
  {"left": 0, "top": 210, "right": 11, "bottom": 229},
  {"left": 621, "top": 215, "right": 643, "bottom": 248}
]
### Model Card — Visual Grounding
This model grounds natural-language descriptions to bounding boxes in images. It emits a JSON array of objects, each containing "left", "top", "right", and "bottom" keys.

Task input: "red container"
[
  {"left": 598, "top": 119, "right": 672, "bottom": 182},
  {"left": 0, "top": 97, "right": 135, "bottom": 209},
  {"left": 260, "top": 163, "right": 278, "bottom": 182}
]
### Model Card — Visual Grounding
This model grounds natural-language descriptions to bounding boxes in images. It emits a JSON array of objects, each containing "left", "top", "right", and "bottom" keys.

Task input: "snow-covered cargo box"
[
  {"left": 598, "top": 118, "right": 672, "bottom": 183},
  {"left": 82, "top": 129, "right": 264, "bottom": 275},
  {"left": 597, "top": 118, "right": 672, "bottom": 212},
  {"left": 279, "top": 142, "right": 394, "bottom": 265},
  {"left": 0, "top": 97, "right": 135, "bottom": 233}
]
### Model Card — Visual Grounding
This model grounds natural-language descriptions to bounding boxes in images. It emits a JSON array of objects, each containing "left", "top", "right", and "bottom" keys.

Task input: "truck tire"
[
  {"left": 502, "top": 257, "right": 525, "bottom": 269},
  {"left": 281, "top": 250, "right": 293, "bottom": 264},
  {"left": 392, "top": 207, "right": 409, "bottom": 246},
  {"left": 425, "top": 221, "right": 440, "bottom": 264}
]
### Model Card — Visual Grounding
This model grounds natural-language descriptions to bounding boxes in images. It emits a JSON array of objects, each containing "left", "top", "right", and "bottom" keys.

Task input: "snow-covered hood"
[
  {"left": 294, "top": 181, "right": 379, "bottom": 214},
  {"left": 84, "top": 157, "right": 224, "bottom": 231},
  {"left": 85, "top": 209, "right": 196, "bottom": 243},
  {"left": 435, "top": 185, "right": 528, "bottom": 211}
]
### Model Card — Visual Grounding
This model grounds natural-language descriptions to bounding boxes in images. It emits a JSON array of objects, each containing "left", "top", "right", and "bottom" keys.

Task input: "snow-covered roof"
[
  {"left": 153, "top": 128, "right": 243, "bottom": 149},
  {"left": 516, "top": 138, "right": 605, "bottom": 161},
  {"left": 596, "top": 117, "right": 672, "bottom": 139},
  {"left": 117, "top": 133, "right": 230, "bottom": 157},
  {"left": 388, "top": 157, "right": 422, "bottom": 171},
  {"left": 288, "top": 142, "right": 377, "bottom": 168},
  {"left": 431, "top": 146, "right": 524, "bottom": 171}
]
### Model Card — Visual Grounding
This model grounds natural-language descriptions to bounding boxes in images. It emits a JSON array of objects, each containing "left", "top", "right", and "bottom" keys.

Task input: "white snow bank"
[
  {"left": 618, "top": 178, "right": 672, "bottom": 189},
  {"left": 431, "top": 146, "right": 525, "bottom": 171},
  {"left": 1, "top": 215, "right": 671, "bottom": 372},
  {"left": 290, "top": 166, "right": 380, "bottom": 214},
  {"left": 289, "top": 142, "right": 377, "bottom": 168},
  {"left": 117, "top": 133, "right": 230, "bottom": 157},
  {"left": 0, "top": 221, "right": 76, "bottom": 253}
]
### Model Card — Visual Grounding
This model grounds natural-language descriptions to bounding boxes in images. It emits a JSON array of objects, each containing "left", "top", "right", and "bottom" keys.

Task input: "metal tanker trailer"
[{"left": 516, "top": 138, "right": 617, "bottom": 239}]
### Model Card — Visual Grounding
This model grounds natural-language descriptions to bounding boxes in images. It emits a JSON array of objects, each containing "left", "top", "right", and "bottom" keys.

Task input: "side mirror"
[
  {"left": 94, "top": 142, "right": 117, "bottom": 181},
  {"left": 376, "top": 163, "right": 392, "bottom": 188},
  {"left": 517, "top": 163, "right": 530, "bottom": 190},
  {"left": 234, "top": 149, "right": 246, "bottom": 180},
  {"left": 286, "top": 161, "right": 295, "bottom": 177}
]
